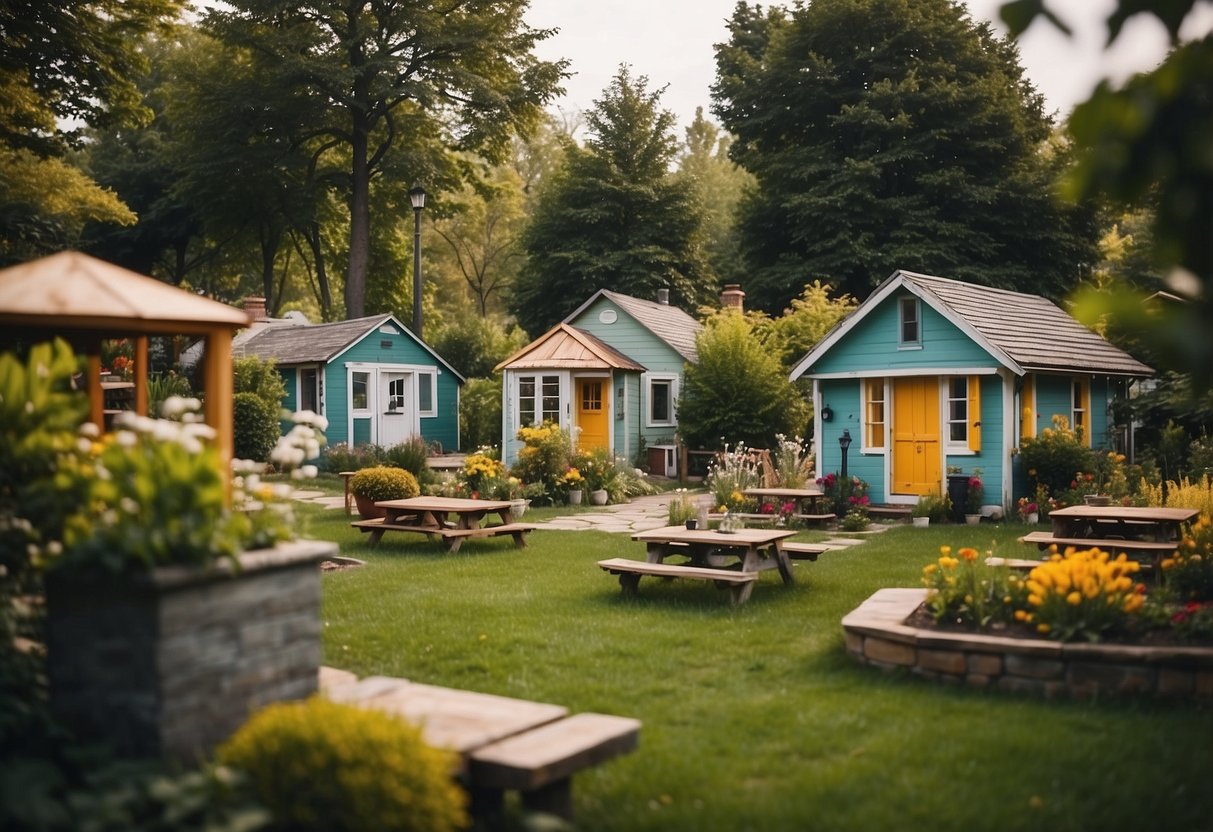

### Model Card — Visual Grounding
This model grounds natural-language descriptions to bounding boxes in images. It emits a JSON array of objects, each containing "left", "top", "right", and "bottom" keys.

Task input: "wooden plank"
[
  {"left": 469, "top": 713, "right": 641, "bottom": 791},
  {"left": 438, "top": 523, "right": 537, "bottom": 539},
  {"left": 782, "top": 542, "right": 829, "bottom": 561},
  {"left": 1018, "top": 531, "right": 1178, "bottom": 553},
  {"left": 597, "top": 558, "right": 757, "bottom": 584}
]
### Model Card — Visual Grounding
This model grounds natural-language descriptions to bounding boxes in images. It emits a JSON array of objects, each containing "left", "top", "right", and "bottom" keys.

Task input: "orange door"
[
  {"left": 892, "top": 377, "right": 941, "bottom": 495},
  {"left": 576, "top": 379, "right": 609, "bottom": 452}
]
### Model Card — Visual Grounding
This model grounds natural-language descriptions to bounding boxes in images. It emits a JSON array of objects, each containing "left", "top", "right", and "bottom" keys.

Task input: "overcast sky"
[{"left": 524, "top": 0, "right": 1213, "bottom": 134}]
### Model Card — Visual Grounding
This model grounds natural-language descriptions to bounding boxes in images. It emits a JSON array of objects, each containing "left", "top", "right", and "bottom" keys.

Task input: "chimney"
[
  {"left": 720, "top": 284, "right": 745, "bottom": 312},
  {"left": 242, "top": 296, "right": 268, "bottom": 323},
  {"left": 656, "top": 287, "right": 669, "bottom": 305}
]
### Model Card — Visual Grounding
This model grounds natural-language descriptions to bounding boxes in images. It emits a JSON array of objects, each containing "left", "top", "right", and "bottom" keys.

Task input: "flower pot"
[
  {"left": 1084, "top": 494, "right": 1113, "bottom": 506},
  {"left": 1026, "top": 512, "right": 1039, "bottom": 525},
  {"left": 567, "top": 488, "right": 583, "bottom": 505},
  {"left": 509, "top": 498, "right": 530, "bottom": 519},
  {"left": 353, "top": 492, "right": 386, "bottom": 520},
  {"left": 685, "top": 519, "right": 698, "bottom": 530},
  {"left": 965, "top": 514, "right": 982, "bottom": 525},
  {"left": 45, "top": 539, "right": 336, "bottom": 762},
  {"left": 590, "top": 489, "right": 608, "bottom": 506},
  {"left": 911, "top": 516, "right": 930, "bottom": 528}
]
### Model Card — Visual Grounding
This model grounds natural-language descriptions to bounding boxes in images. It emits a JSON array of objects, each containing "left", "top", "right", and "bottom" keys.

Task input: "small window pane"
[
  {"left": 418, "top": 373, "right": 433, "bottom": 413},
  {"left": 900, "top": 298, "right": 919, "bottom": 343},
  {"left": 651, "top": 380, "right": 671, "bottom": 423},
  {"left": 300, "top": 368, "right": 318, "bottom": 412},
  {"left": 352, "top": 372, "right": 369, "bottom": 410}
]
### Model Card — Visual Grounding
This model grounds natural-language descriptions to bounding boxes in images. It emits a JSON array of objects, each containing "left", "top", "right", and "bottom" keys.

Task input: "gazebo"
[{"left": 0, "top": 251, "right": 249, "bottom": 466}]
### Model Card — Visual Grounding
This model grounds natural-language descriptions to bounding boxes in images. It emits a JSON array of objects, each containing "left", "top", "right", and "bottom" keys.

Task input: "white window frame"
[
  {"left": 296, "top": 365, "right": 322, "bottom": 416},
  {"left": 515, "top": 372, "right": 564, "bottom": 429},
  {"left": 860, "top": 377, "right": 887, "bottom": 454},
  {"left": 350, "top": 370, "right": 372, "bottom": 416},
  {"left": 944, "top": 376, "right": 973, "bottom": 454},
  {"left": 417, "top": 371, "right": 436, "bottom": 417},
  {"left": 898, "top": 296, "right": 922, "bottom": 349},
  {"left": 644, "top": 373, "right": 679, "bottom": 428}
]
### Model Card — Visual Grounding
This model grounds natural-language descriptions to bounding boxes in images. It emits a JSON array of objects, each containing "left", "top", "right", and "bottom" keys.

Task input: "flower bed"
[{"left": 842, "top": 589, "right": 1213, "bottom": 699}]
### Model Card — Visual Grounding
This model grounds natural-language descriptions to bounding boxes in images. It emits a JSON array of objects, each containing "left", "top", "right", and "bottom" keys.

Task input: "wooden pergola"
[{"left": 0, "top": 251, "right": 250, "bottom": 468}]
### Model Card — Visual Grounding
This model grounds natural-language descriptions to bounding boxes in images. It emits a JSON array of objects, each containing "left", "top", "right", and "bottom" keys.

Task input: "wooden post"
[
  {"left": 202, "top": 329, "right": 234, "bottom": 501},
  {"left": 134, "top": 335, "right": 149, "bottom": 416}
]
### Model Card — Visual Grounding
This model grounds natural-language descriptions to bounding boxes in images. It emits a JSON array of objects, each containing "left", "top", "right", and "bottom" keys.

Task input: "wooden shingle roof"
[
  {"left": 564, "top": 289, "right": 700, "bottom": 362},
  {"left": 494, "top": 324, "right": 647, "bottom": 372}
]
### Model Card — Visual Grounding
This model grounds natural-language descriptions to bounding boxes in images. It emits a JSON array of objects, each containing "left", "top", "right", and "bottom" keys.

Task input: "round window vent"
[{"left": 598, "top": 309, "right": 618, "bottom": 324}]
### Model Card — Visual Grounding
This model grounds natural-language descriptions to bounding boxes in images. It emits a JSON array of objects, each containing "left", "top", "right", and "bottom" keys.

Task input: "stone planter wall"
[
  {"left": 843, "top": 589, "right": 1213, "bottom": 699},
  {"left": 46, "top": 539, "right": 337, "bottom": 761}
]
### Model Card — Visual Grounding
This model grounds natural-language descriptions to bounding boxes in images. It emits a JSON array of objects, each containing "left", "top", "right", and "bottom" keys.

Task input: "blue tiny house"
[
  {"left": 235, "top": 313, "right": 464, "bottom": 451},
  {"left": 495, "top": 289, "right": 702, "bottom": 473},
  {"left": 790, "top": 271, "right": 1152, "bottom": 512}
]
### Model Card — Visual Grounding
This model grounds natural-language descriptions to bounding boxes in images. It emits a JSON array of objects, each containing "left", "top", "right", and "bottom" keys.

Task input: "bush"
[
  {"left": 923, "top": 545, "right": 1023, "bottom": 629},
  {"left": 1162, "top": 514, "right": 1213, "bottom": 602},
  {"left": 1021, "top": 548, "right": 1145, "bottom": 641},
  {"left": 1018, "top": 415, "right": 1095, "bottom": 497},
  {"left": 349, "top": 466, "right": 420, "bottom": 502},
  {"left": 705, "top": 443, "right": 762, "bottom": 511},
  {"left": 510, "top": 423, "right": 573, "bottom": 499},
  {"left": 460, "top": 377, "right": 503, "bottom": 450},
  {"left": 232, "top": 356, "right": 287, "bottom": 411},
  {"left": 233, "top": 392, "right": 281, "bottom": 463},
  {"left": 816, "top": 472, "right": 870, "bottom": 517},
  {"left": 667, "top": 488, "right": 698, "bottom": 525},
  {"left": 320, "top": 442, "right": 384, "bottom": 473},
  {"left": 382, "top": 437, "right": 435, "bottom": 488},
  {"left": 576, "top": 447, "right": 617, "bottom": 494},
  {"left": 219, "top": 698, "right": 466, "bottom": 832}
]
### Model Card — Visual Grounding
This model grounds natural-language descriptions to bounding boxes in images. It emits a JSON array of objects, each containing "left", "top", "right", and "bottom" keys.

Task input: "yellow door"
[
  {"left": 576, "top": 379, "right": 609, "bottom": 452},
  {"left": 892, "top": 377, "right": 941, "bottom": 495}
]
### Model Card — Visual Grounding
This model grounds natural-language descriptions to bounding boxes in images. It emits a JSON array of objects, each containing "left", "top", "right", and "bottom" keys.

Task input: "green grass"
[{"left": 312, "top": 508, "right": 1213, "bottom": 831}]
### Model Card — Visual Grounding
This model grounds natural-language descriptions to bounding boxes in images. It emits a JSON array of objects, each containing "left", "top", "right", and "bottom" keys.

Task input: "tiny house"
[{"left": 790, "top": 271, "right": 1153, "bottom": 510}]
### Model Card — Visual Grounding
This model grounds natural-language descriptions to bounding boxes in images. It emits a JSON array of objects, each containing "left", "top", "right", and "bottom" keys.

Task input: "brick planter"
[
  {"left": 46, "top": 539, "right": 337, "bottom": 761},
  {"left": 842, "top": 589, "right": 1213, "bottom": 699}
]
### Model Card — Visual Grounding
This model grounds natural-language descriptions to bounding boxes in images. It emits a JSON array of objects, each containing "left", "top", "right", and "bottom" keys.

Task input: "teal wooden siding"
[
  {"left": 1033, "top": 373, "right": 1110, "bottom": 448},
  {"left": 422, "top": 371, "right": 460, "bottom": 451},
  {"left": 812, "top": 290, "right": 998, "bottom": 375},
  {"left": 352, "top": 418, "right": 371, "bottom": 445},
  {"left": 324, "top": 364, "right": 350, "bottom": 445},
  {"left": 817, "top": 379, "right": 886, "bottom": 503}
]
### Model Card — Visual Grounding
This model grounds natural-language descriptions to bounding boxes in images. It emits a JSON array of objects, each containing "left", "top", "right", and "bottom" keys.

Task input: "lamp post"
[
  {"left": 839, "top": 428, "right": 852, "bottom": 480},
  {"left": 409, "top": 184, "right": 426, "bottom": 339}
]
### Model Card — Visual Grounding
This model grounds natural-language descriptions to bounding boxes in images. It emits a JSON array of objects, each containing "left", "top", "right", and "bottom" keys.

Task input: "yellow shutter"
[
  {"left": 968, "top": 375, "right": 982, "bottom": 453},
  {"left": 1020, "top": 374, "right": 1035, "bottom": 440},
  {"left": 1079, "top": 379, "right": 1091, "bottom": 447}
]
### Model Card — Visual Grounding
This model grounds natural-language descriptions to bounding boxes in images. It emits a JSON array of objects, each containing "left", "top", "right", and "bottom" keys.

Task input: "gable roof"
[
  {"left": 494, "top": 323, "right": 647, "bottom": 372},
  {"left": 235, "top": 313, "right": 465, "bottom": 382},
  {"left": 791, "top": 270, "right": 1153, "bottom": 379},
  {"left": 563, "top": 289, "right": 700, "bottom": 362}
]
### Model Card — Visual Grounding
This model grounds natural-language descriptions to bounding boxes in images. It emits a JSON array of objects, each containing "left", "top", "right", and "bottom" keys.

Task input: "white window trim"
[
  {"left": 860, "top": 377, "right": 887, "bottom": 455},
  {"left": 513, "top": 371, "right": 567, "bottom": 431},
  {"left": 417, "top": 371, "right": 437, "bottom": 418},
  {"left": 943, "top": 376, "right": 975, "bottom": 455},
  {"left": 644, "top": 373, "right": 679, "bottom": 428},
  {"left": 295, "top": 365, "right": 323, "bottom": 416},
  {"left": 898, "top": 296, "right": 922, "bottom": 348}
]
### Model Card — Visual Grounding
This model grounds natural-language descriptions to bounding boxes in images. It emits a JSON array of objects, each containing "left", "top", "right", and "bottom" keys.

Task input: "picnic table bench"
[
  {"left": 597, "top": 557, "right": 759, "bottom": 606},
  {"left": 321, "top": 670, "right": 639, "bottom": 822},
  {"left": 1018, "top": 505, "right": 1195, "bottom": 571}
]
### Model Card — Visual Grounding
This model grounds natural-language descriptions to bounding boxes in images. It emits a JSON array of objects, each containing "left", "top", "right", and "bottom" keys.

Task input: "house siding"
[{"left": 817, "top": 378, "right": 887, "bottom": 503}]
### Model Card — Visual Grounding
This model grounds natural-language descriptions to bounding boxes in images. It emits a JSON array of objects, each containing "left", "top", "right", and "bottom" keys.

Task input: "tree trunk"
[
  {"left": 345, "top": 39, "right": 371, "bottom": 319},
  {"left": 306, "top": 222, "right": 332, "bottom": 321}
]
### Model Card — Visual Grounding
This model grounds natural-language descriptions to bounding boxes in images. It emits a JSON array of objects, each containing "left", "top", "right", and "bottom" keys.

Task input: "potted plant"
[
  {"left": 349, "top": 465, "right": 420, "bottom": 519},
  {"left": 559, "top": 466, "right": 584, "bottom": 504},
  {"left": 965, "top": 472, "right": 984, "bottom": 524},
  {"left": 911, "top": 496, "right": 933, "bottom": 527},
  {"left": 579, "top": 447, "right": 614, "bottom": 505},
  {"left": 22, "top": 347, "right": 337, "bottom": 762},
  {"left": 1016, "top": 496, "right": 1039, "bottom": 524}
]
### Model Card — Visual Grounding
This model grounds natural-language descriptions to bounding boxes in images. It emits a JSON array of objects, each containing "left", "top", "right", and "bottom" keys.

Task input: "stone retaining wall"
[{"left": 843, "top": 588, "right": 1213, "bottom": 699}]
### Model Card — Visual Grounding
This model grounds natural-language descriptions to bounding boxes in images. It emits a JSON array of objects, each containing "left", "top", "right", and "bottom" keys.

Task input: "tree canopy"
[
  {"left": 511, "top": 66, "right": 714, "bottom": 336},
  {"left": 711, "top": 0, "right": 1100, "bottom": 311}
]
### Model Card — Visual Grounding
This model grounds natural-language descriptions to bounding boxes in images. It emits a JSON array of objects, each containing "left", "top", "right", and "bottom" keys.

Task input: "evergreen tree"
[
  {"left": 512, "top": 66, "right": 713, "bottom": 335},
  {"left": 712, "top": 0, "right": 1099, "bottom": 310}
]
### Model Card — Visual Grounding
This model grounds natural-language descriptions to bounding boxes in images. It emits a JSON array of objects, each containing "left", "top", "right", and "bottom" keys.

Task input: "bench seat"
[
  {"left": 781, "top": 541, "right": 831, "bottom": 561},
  {"left": 1018, "top": 531, "right": 1178, "bottom": 555},
  {"left": 469, "top": 712, "right": 640, "bottom": 819},
  {"left": 597, "top": 557, "right": 758, "bottom": 605},
  {"left": 351, "top": 518, "right": 536, "bottom": 552}
]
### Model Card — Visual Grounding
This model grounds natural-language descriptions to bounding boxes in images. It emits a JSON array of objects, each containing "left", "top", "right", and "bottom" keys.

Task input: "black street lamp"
[
  {"left": 409, "top": 184, "right": 427, "bottom": 339},
  {"left": 839, "top": 428, "right": 852, "bottom": 480}
]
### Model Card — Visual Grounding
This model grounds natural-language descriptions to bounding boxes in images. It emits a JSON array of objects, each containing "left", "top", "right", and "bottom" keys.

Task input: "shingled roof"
[
  {"left": 793, "top": 270, "right": 1153, "bottom": 379},
  {"left": 235, "top": 313, "right": 464, "bottom": 381},
  {"left": 494, "top": 323, "right": 647, "bottom": 372},
  {"left": 564, "top": 289, "right": 701, "bottom": 363}
]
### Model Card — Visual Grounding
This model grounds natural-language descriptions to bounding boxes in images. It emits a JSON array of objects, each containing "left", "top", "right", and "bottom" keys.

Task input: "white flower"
[
  {"left": 79, "top": 422, "right": 100, "bottom": 438},
  {"left": 115, "top": 430, "right": 137, "bottom": 448}
]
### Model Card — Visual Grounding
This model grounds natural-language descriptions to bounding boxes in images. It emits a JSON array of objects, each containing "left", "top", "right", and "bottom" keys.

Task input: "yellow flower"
[
  {"left": 939, "top": 546, "right": 952, "bottom": 557},
  {"left": 1066, "top": 591, "right": 1082, "bottom": 606},
  {"left": 1036, "top": 623, "right": 1051, "bottom": 634}
]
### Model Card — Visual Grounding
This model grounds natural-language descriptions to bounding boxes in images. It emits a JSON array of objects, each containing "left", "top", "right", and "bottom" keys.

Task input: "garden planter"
[
  {"left": 568, "top": 489, "right": 583, "bottom": 505},
  {"left": 353, "top": 493, "right": 386, "bottom": 519},
  {"left": 1026, "top": 512, "right": 1039, "bottom": 525},
  {"left": 911, "top": 516, "right": 930, "bottom": 528},
  {"left": 509, "top": 498, "right": 530, "bottom": 519},
  {"left": 965, "top": 514, "right": 982, "bottom": 525},
  {"left": 590, "top": 489, "right": 609, "bottom": 506},
  {"left": 45, "top": 539, "right": 336, "bottom": 762}
]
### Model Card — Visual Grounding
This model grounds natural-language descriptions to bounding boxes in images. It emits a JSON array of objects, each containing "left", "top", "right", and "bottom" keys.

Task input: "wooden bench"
[
  {"left": 782, "top": 541, "right": 831, "bottom": 561},
  {"left": 352, "top": 518, "right": 537, "bottom": 553},
  {"left": 985, "top": 556, "right": 1046, "bottom": 570},
  {"left": 468, "top": 712, "right": 641, "bottom": 820},
  {"left": 597, "top": 557, "right": 759, "bottom": 605},
  {"left": 1018, "top": 531, "right": 1174, "bottom": 571}
]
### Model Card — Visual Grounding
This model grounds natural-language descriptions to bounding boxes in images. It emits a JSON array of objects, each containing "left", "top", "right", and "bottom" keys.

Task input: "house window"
[
  {"left": 518, "top": 374, "right": 561, "bottom": 427},
  {"left": 899, "top": 297, "right": 921, "bottom": 346},
  {"left": 299, "top": 367, "right": 320, "bottom": 414},
  {"left": 863, "top": 378, "right": 885, "bottom": 450},
  {"left": 351, "top": 371, "right": 369, "bottom": 412},
  {"left": 646, "top": 375, "right": 677, "bottom": 427},
  {"left": 417, "top": 371, "right": 435, "bottom": 417},
  {"left": 946, "top": 376, "right": 982, "bottom": 453},
  {"left": 582, "top": 381, "right": 602, "bottom": 412},
  {"left": 386, "top": 377, "right": 405, "bottom": 413},
  {"left": 1072, "top": 377, "right": 1090, "bottom": 445}
]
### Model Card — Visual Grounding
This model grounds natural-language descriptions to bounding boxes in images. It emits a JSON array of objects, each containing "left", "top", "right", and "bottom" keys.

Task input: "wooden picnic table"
[
  {"left": 351, "top": 495, "right": 535, "bottom": 553},
  {"left": 1019, "top": 504, "right": 1198, "bottom": 571},
  {"left": 742, "top": 486, "right": 835, "bottom": 523}
]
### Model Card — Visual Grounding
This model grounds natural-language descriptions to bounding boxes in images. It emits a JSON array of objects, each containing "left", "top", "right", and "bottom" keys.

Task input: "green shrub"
[
  {"left": 232, "top": 392, "right": 281, "bottom": 463},
  {"left": 382, "top": 437, "right": 435, "bottom": 487},
  {"left": 233, "top": 356, "right": 287, "bottom": 411},
  {"left": 349, "top": 466, "right": 420, "bottom": 502},
  {"left": 922, "top": 546, "right": 1023, "bottom": 629},
  {"left": 667, "top": 488, "right": 698, "bottom": 525},
  {"left": 460, "top": 377, "right": 503, "bottom": 450},
  {"left": 1018, "top": 415, "right": 1095, "bottom": 498},
  {"left": 147, "top": 370, "right": 193, "bottom": 416},
  {"left": 321, "top": 442, "right": 383, "bottom": 473},
  {"left": 218, "top": 698, "right": 466, "bottom": 832},
  {"left": 511, "top": 423, "right": 573, "bottom": 500}
]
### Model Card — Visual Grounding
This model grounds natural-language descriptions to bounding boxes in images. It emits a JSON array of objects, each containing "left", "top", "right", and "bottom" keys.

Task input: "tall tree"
[
  {"left": 512, "top": 66, "right": 714, "bottom": 335},
  {"left": 712, "top": 0, "right": 1099, "bottom": 310},
  {"left": 205, "top": 0, "right": 565, "bottom": 319}
]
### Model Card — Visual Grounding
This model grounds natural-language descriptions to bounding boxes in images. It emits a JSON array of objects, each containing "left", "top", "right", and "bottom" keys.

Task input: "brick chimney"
[
  {"left": 242, "top": 296, "right": 268, "bottom": 323},
  {"left": 656, "top": 287, "right": 669, "bottom": 305},
  {"left": 720, "top": 284, "right": 745, "bottom": 312}
]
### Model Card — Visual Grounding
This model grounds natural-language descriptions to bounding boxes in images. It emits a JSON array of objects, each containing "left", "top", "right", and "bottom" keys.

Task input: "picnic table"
[
  {"left": 324, "top": 673, "right": 639, "bottom": 821},
  {"left": 741, "top": 486, "right": 835, "bottom": 524},
  {"left": 598, "top": 525, "right": 797, "bottom": 605},
  {"left": 351, "top": 496, "right": 536, "bottom": 553},
  {"left": 1019, "top": 504, "right": 1197, "bottom": 569}
]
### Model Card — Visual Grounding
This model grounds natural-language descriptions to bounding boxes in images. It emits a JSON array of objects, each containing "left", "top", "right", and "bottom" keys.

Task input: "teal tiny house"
[
  {"left": 235, "top": 312, "right": 464, "bottom": 451},
  {"left": 496, "top": 289, "right": 702, "bottom": 473},
  {"left": 790, "top": 271, "right": 1153, "bottom": 512}
]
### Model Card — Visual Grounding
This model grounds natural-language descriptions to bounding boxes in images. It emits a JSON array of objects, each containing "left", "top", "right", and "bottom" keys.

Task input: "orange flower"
[{"left": 958, "top": 547, "right": 979, "bottom": 562}]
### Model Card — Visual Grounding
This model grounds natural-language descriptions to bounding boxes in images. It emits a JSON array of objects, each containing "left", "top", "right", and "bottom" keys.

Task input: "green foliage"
[
  {"left": 513, "top": 66, "right": 714, "bottom": 335},
  {"left": 426, "top": 315, "right": 529, "bottom": 380},
  {"left": 677, "top": 311, "right": 808, "bottom": 449},
  {"left": 911, "top": 492, "right": 950, "bottom": 522},
  {"left": 1162, "top": 516, "right": 1213, "bottom": 603},
  {"left": 232, "top": 357, "right": 286, "bottom": 411},
  {"left": 319, "top": 442, "right": 383, "bottom": 474},
  {"left": 704, "top": 443, "right": 762, "bottom": 511},
  {"left": 510, "top": 423, "right": 574, "bottom": 502},
  {"left": 816, "top": 472, "right": 871, "bottom": 517},
  {"left": 762, "top": 281, "right": 857, "bottom": 370},
  {"left": 1018, "top": 416, "right": 1096, "bottom": 497},
  {"left": 459, "top": 377, "right": 503, "bottom": 451},
  {"left": 381, "top": 437, "right": 433, "bottom": 485},
  {"left": 840, "top": 506, "right": 870, "bottom": 532},
  {"left": 922, "top": 546, "right": 1023, "bottom": 629},
  {"left": 574, "top": 447, "right": 617, "bottom": 494},
  {"left": 712, "top": 0, "right": 1099, "bottom": 310},
  {"left": 232, "top": 392, "right": 280, "bottom": 464},
  {"left": 348, "top": 466, "right": 420, "bottom": 503},
  {"left": 666, "top": 488, "right": 699, "bottom": 525},
  {"left": 219, "top": 697, "right": 466, "bottom": 832},
  {"left": 146, "top": 371, "right": 193, "bottom": 416},
  {"left": 771, "top": 433, "right": 813, "bottom": 488}
]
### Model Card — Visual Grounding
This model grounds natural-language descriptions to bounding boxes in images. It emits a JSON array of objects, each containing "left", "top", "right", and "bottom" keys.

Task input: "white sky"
[{"left": 525, "top": 0, "right": 1213, "bottom": 133}]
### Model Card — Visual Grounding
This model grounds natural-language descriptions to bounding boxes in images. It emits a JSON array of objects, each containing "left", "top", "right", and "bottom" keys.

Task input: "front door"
[
  {"left": 576, "top": 378, "right": 609, "bottom": 452},
  {"left": 892, "top": 377, "right": 941, "bottom": 495},
  {"left": 378, "top": 371, "right": 411, "bottom": 447}
]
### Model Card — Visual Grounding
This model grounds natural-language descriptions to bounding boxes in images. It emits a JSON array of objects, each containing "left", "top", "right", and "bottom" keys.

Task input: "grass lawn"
[{"left": 309, "top": 506, "right": 1213, "bottom": 831}]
